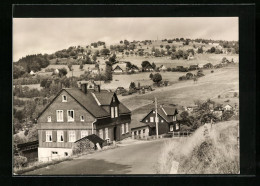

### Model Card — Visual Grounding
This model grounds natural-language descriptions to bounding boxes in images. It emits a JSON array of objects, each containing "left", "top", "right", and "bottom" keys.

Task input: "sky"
[{"left": 13, "top": 17, "right": 238, "bottom": 61}]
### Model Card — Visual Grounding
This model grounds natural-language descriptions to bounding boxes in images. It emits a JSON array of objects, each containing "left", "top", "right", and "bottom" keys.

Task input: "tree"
[
  {"left": 222, "top": 110, "right": 234, "bottom": 121},
  {"left": 197, "top": 47, "right": 203, "bottom": 54},
  {"left": 149, "top": 73, "right": 154, "bottom": 79},
  {"left": 141, "top": 61, "right": 152, "bottom": 69},
  {"left": 186, "top": 72, "right": 193, "bottom": 79},
  {"left": 79, "top": 63, "right": 83, "bottom": 70},
  {"left": 160, "top": 45, "right": 163, "bottom": 48},
  {"left": 13, "top": 65, "right": 26, "bottom": 79},
  {"left": 152, "top": 73, "right": 162, "bottom": 85},
  {"left": 68, "top": 63, "right": 72, "bottom": 71},
  {"left": 100, "top": 48, "right": 110, "bottom": 56},
  {"left": 59, "top": 68, "right": 67, "bottom": 77},
  {"left": 210, "top": 47, "right": 216, "bottom": 53},
  {"left": 92, "top": 54, "right": 97, "bottom": 62},
  {"left": 129, "top": 82, "right": 136, "bottom": 89},
  {"left": 165, "top": 45, "right": 171, "bottom": 50},
  {"left": 105, "top": 61, "right": 113, "bottom": 81}
]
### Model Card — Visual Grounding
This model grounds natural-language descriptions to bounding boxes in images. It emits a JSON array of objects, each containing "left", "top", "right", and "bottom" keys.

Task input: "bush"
[
  {"left": 211, "top": 70, "right": 214, "bottom": 73},
  {"left": 14, "top": 156, "right": 28, "bottom": 169}
]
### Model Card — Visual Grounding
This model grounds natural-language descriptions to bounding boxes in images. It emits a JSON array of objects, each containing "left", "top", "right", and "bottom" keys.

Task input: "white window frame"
[
  {"left": 173, "top": 116, "right": 176, "bottom": 121},
  {"left": 99, "top": 129, "right": 103, "bottom": 139},
  {"left": 125, "top": 123, "right": 129, "bottom": 133},
  {"left": 56, "top": 110, "right": 63, "bottom": 122},
  {"left": 57, "top": 130, "right": 64, "bottom": 142},
  {"left": 67, "top": 110, "right": 75, "bottom": 122},
  {"left": 111, "top": 107, "right": 115, "bottom": 118},
  {"left": 46, "top": 131, "right": 52, "bottom": 142},
  {"left": 80, "top": 115, "right": 84, "bottom": 122},
  {"left": 105, "top": 128, "right": 109, "bottom": 139},
  {"left": 170, "top": 125, "right": 174, "bottom": 132},
  {"left": 176, "top": 124, "right": 179, "bottom": 130},
  {"left": 115, "top": 106, "right": 118, "bottom": 118},
  {"left": 68, "top": 130, "right": 76, "bottom": 142},
  {"left": 146, "top": 119, "right": 148, "bottom": 122},
  {"left": 81, "top": 130, "right": 88, "bottom": 138},
  {"left": 47, "top": 116, "right": 51, "bottom": 122},
  {"left": 62, "top": 95, "right": 67, "bottom": 102},
  {"left": 161, "top": 120, "right": 164, "bottom": 123},
  {"left": 150, "top": 117, "right": 154, "bottom": 122},
  {"left": 121, "top": 124, "right": 125, "bottom": 134}
]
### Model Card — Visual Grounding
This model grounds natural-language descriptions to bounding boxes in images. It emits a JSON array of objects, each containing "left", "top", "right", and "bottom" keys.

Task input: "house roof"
[
  {"left": 37, "top": 88, "right": 131, "bottom": 120},
  {"left": 74, "top": 134, "right": 105, "bottom": 144},
  {"left": 112, "top": 63, "right": 127, "bottom": 71}
]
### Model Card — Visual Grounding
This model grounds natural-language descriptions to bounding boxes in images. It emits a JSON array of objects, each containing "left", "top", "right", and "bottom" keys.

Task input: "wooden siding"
[{"left": 38, "top": 90, "right": 95, "bottom": 125}]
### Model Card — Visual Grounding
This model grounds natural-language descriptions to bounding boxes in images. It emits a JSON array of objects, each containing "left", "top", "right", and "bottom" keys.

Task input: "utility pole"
[{"left": 155, "top": 97, "right": 159, "bottom": 139}]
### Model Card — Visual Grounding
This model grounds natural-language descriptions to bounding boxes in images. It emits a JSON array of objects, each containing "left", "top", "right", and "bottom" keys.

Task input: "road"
[{"left": 24, "top": 139, "right": 169, "bottom": 175}]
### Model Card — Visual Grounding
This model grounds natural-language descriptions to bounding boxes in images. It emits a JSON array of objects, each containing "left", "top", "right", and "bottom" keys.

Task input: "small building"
[
  {"left": 115, "top": 87, "right": 127, "bottom": 95},
  {"left": 137, "top": 105, "right": 181, "bottom": 136},
  {"left": 128, "top": 66, "right": 139, "bottom": 73},
  {"left": 17, "top": 140, "right": 39, "bottom": 162},
  {"left": 223, "top": 104, "right": 233, "bottom": 111},
  {"left": 54, "top": 69, "right": 59, "bottom": 74},
  {"left": 142, "top": 64, "right": 154, "bottom": 72},
  {"left": 159, "top": 65, "right": 167, "bottom": 71},
  {"left": 189, "top": 65, "right": 199, "bottom": 71},
  {"left": 30, "top": 70, "right": 36, "bottom": 76},
  {"left": 112, "top": 63, "right": 127, "bottom": 73},
  {"left": 113, "top": 65, "right": 124, "bottom": 73}
]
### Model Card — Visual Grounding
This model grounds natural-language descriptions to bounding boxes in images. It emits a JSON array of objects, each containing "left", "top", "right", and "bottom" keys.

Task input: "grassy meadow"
[{"left": 156, "top": 120, "right": 239, "bottom": 174}]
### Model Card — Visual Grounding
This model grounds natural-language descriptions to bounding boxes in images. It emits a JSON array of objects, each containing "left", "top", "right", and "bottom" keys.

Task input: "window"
[
  {"left": 121, "top": 124, "right": 125, "bottom": 134},
  {"left": 170, "top": 125, "right": 174, "bottom": 132},
  {"left": 67, "top": 110, "right": 74, "bottom": 122},
  {"left": 52, "top": 151, "right": 58, "bottom": 155},
  {"left": 176, "top": 124, "right": 179, "bottom": 130},
  {"left": 46, "top": 131, "right": 52, "bottom": 142},
  {"left": 125, "top": 123, "right": 129, "bottom": 133},
  {"left": 99, "top": 129, "right": 103, "bottom": 139},
  {"left": 115, "top": 106, "right": 118, "bottom": 117},
  {"left": 146, "top": 120, "right": 148, "bottom": 122},
  {"left": 62, "top": 95, "right": 67, "bottom": 102},
  {"left": 105, "top": 128, "right": 109, "bottom": 139},
  {"left": 56, "top": 110, "right": 63, "bottom": 122},
  {"left": 143, "top": 129, "right": 146, "bottom": 133},
  {"left": 47, "top": 116, "right": 51, "bottom": 122},
  {"left": 138, "top": 130, "right": 141, "bottom": 134},
  {"left": 134, "top": 131, "right": 137, "bottom": 135},
  {"left": 57, "top": 131, "right": 64, "bottom": 142},
  {"left": 81, "top": 130, "right": 88, "bottom": 138},
  {"left": 161, "top": 120, "right": 164, "bottom": 123},
  {"left": 68, "top": 131, "right": 76, "bottom": 142},
  {"left": 111, "top": 107, "right": 115, "bottom": 118},
  {"left": 64, "top": 152, "right": 68, "bottom": 156},
  {"left": 173, "top": 116, "right": 176, "bottom": 121},
  {"left": 80, "top": 116, "right": 84, "bottom": 122},
  {"left": 150, "top": 117, "right": 154, "bottom": 122}
]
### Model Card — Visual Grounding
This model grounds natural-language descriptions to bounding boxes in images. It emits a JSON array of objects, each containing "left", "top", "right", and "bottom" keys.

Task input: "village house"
[
  {"left": 128, "top": 66, "right": 139, "bottom": 73},
  {"left": 131, "top": 105, "right": 181, "bottom": 138},
  {"left": 17, "top": 140, "right": 39, "bottom": 163},
  {"left": 30, "top": 70, "right": 36, "bottom": 76},
  {"left": 189, "top": 65, "right": 199, "bottom": 71},
  {"left": 159, "top": 65, "right": 167, "bottom": 71},
  {"left": 142, "top": 64, "right": 154, "bottom": 72},
  {"left": 112, "top": 63, "right": 127, "bottom": 73},
  {"left": 36, "top": 83, "right": 131, "bottom": 162},
  {"left": 223, "top": 104, "right": 233, "bottom": 111}
]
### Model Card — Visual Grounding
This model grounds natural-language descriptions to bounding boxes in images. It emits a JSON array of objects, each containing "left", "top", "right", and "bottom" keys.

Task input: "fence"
[
  {"left": 170, "top": 131, "right": 193, "bottom": 137},
  {"left": 131, "top": 131, "right": 193, "bottom": 140}
]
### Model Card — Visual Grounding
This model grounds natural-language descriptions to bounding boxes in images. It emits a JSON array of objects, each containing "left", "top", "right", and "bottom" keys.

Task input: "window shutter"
[
  {"left": 42, "top": 131, "right": 46, "bottom": 142},
  {"left": 64, "top": 130, "right": 67, "bottom": 142},
  {"left": 53, "top": 131, "right": 57, "bottom": 142}
]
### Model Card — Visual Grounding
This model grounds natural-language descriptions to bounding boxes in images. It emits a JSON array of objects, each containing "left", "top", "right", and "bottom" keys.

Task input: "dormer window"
[
  {"left": 115, "top": 106, "right": 118, "bottom": 117},
  {"left": 62, "top": 95, "right": 67, "bottom": 102},
  {"left": 111, "top": 107, "right": 115, "bottom": 118}
]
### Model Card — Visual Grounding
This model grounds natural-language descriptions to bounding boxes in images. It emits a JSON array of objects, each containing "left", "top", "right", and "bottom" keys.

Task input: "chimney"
[
  {"left": 81, "top": 83, "right": 88, "bottom": 94},
  {"left": 97, "top": 85, "right": 100, "bottom": 92}
]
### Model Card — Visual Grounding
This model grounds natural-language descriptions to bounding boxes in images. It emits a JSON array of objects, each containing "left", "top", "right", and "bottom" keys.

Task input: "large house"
[
  {"left": 36, "top": 83, "right": 131, "bottom": 162},
  {"left": 131, "top": 105, "right": 181, "bottom": 138}
]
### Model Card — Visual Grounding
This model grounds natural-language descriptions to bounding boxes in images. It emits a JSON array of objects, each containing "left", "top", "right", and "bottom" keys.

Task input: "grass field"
[
  {"left": 156, "top": 120, "right": 239, "bottom": 174},
  {"left": 119, "top": 65, "right": 239, "bottom": 128}
]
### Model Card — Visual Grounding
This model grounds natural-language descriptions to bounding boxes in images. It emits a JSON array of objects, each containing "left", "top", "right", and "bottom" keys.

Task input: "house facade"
[
  {"left": 132, "top": 106, "right": 180, "bottom": 137},
  {"left": 37, "top": 84, "right": 131, "bottom": 162}
]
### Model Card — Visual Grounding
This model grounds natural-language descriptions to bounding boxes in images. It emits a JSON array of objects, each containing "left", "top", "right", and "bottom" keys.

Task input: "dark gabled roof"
[
  {"left": 74, "top": 134, "right": 105, "bottom": 144},
  {"left": 66, "top": 89, "right": 109, "bottom": 118},
  {"left": 37, "top": 88, "right": 131, "bottom": 120},
  {"left": 92, "top": 92, "right": 114, "bottom": 106},
  {"left": 17, "top": 140, "right": 39, "bottom": 149}
]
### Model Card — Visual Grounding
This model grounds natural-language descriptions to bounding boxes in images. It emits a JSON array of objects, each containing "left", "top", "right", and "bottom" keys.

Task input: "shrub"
[
  {"left": 14, "top": 156, "right": 28, "bottom": 169},
  {"left": 211, "top": 70, "right": 214, "bottom": 73},
  {"left": 222, "top": 110, "right": 234, "bottom": 121}
]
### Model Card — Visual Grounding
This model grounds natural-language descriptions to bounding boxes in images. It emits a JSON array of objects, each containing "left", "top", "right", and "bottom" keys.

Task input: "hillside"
[{"left": 156, "top": 120, "right": 239, "bottom": 174}]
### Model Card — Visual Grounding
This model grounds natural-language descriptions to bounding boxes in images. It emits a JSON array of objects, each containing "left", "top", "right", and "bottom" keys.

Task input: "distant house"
[
  {"left": 91, "top": 67, "right": 100, "bottom": 74},
  {"left": 143, "top": 64, "right": 154, "bottom": 72},
  {"left": 112, "top": 63, "right": 127, "bottom": 73},
  {"left": 54, "top": 69, "right": 59, "bottom": 74},
  {"left": 184, "top": 105, "right": 198, "bottom": 112},
  {"left": 128, "top": 66, "right": 139, "bottom": 72},
  {"left": 198, "top": 64, "right": 204, "bottom": 68},
  {"left": 30, "top": 70, "right": 36, "bottom": 76},
  {"left": 223, "top": 104, "right": 233, "bottom": 111},
  {"left": 132, "top": 105, "right": 181, "bottom": 137},
  {"left": 137, "top": 85, "right": 153, "bottom": 94},
  {"left": 203, "top": 63, "right": 213, "bottom": 69},
  {"left": 77, "top": 54, "right": 85, "bottom": 59},
  {"left": 115, "top": 87, "right": 127, "bottom": 95},
  {"left": 159, "top": 65, "right": 167, "bottom": 71},
  {"left": 212, "top": 106, "right": 224, "bottom": 118}
]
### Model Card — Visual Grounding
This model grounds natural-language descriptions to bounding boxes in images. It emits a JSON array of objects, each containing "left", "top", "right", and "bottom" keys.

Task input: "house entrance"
[{"left": 113, "top": 126, "right": 117, "bottom": 141}]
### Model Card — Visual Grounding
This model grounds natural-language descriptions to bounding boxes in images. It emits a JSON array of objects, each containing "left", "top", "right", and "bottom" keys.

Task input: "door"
[{"left": 113, "top": 126, "right": 117, "bottom": 141}]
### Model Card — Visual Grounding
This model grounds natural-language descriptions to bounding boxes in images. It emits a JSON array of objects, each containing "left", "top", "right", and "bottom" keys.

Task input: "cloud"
[{"left": 13, "top": 17, "right": 238, "bottom": 61}]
